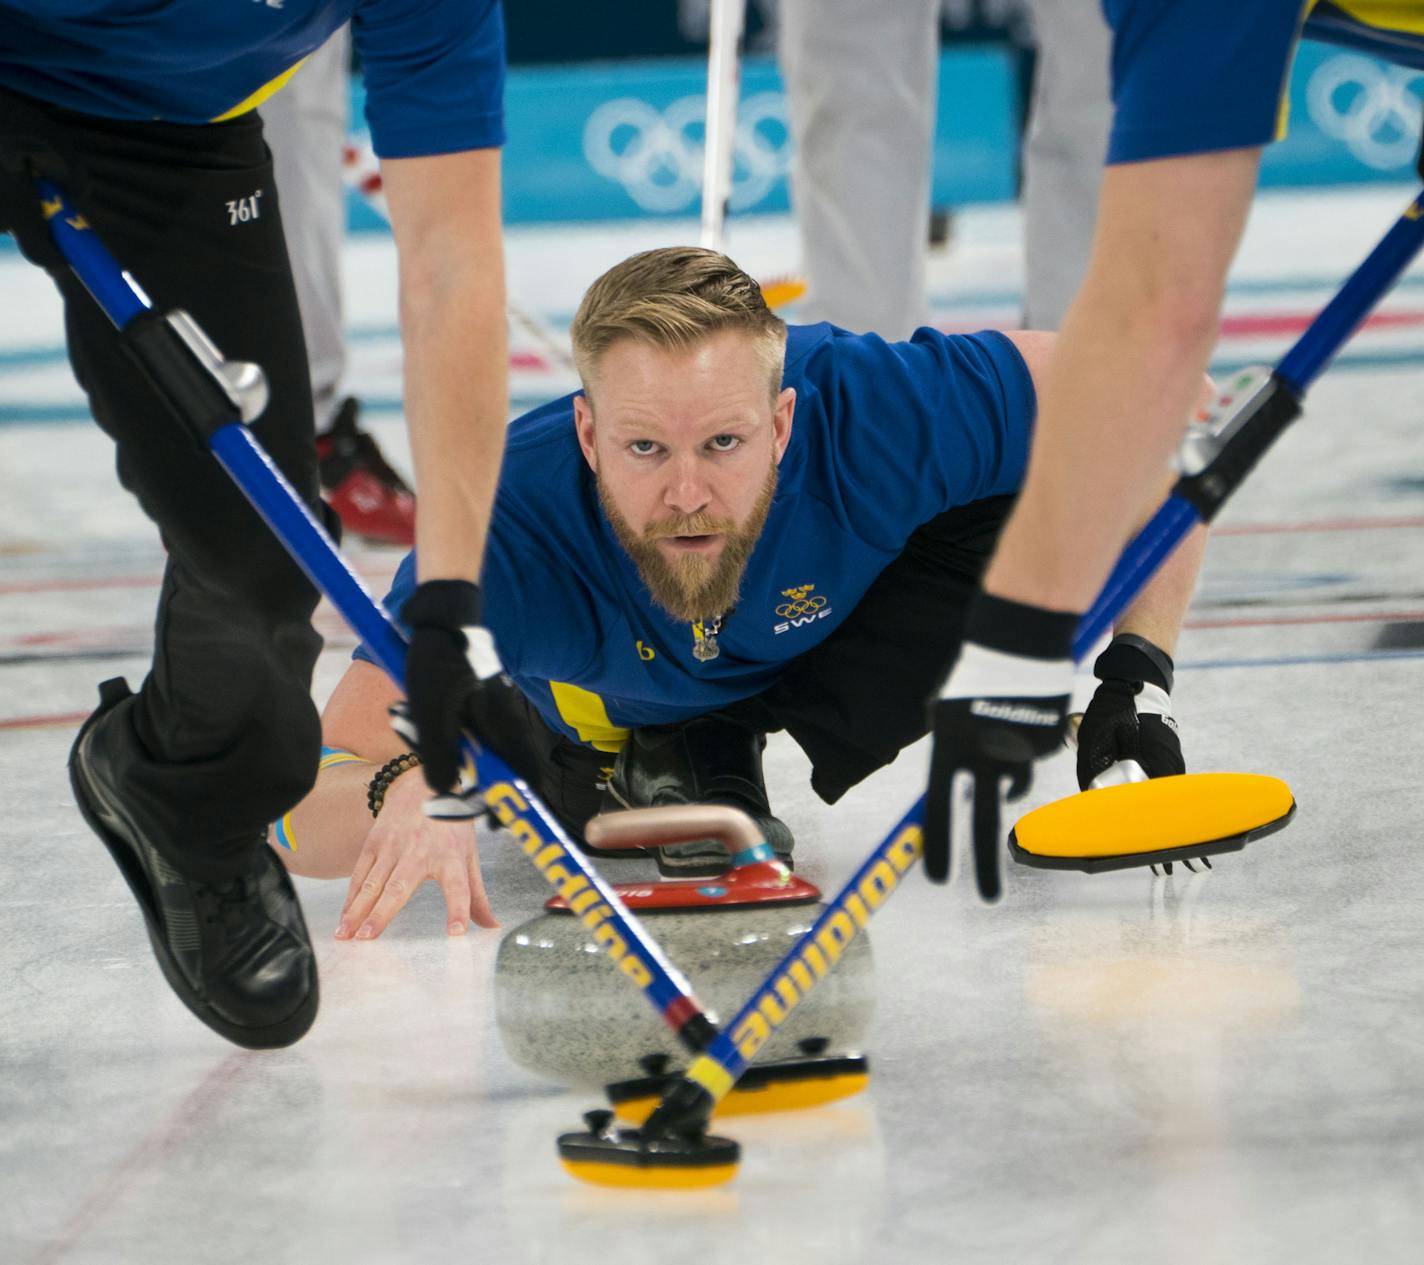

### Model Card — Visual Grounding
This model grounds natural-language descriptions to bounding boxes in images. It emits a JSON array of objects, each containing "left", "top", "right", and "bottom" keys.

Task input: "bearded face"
[
  {"left": 598, "top": 461, "right": 777, "bottom": 622},
  {"left": 572, "top": 328, "right": 797, "bottom": 628}
]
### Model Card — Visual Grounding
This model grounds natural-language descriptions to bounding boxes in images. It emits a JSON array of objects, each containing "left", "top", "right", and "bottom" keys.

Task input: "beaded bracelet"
[{"left": 367, "top": 752, "right": 421, "bottom": 818}]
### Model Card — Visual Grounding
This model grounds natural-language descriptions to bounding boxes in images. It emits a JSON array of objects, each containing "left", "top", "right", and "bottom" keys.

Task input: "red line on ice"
[
  {"left": 0, "top": 710, "right": 89, "bottom": 730},
  {"left": 0, "top": 574, "right": 160, "bottom": 596},
  {"left": 938, "top": 308, "right": 1424, "bottom": 340},
  {"left": 1, "top": 562, "right": 397, "bottom": 597},
  {"left": 1217, "top": 309, "right": 1424, "bottom": 338}
]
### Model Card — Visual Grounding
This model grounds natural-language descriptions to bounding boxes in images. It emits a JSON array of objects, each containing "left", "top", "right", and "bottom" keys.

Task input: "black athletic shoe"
[
  {"left": 69, "top": 678, "right": 318, "bottom": 1049},
  {"left": 604, "top": 714, "right": 794, "bottom": 878}
]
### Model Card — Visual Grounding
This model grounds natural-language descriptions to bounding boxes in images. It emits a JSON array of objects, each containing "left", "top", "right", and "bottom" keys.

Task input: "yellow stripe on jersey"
[
  {"left": 1322, "top": 1, "right": 1424, "bottom": 37},
  {"left": 1289, "top": 2, "right": 1424, "bottom": 139},
  {"left": 549, "top": 681, "right": 630, "bottom": 754},
  {"left": 210, "top": 58, "right": 307, "bottom": 123},
  {"left": 1273, "top": 1, "right": 1316, "bottom": 143}
]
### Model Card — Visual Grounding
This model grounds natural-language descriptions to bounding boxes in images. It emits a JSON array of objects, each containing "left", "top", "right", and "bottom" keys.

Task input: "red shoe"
[{"left": 316, "top": 398, "right": 416, "bottom": 547}]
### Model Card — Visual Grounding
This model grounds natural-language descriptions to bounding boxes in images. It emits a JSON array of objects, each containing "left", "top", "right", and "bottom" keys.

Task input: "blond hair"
[{"left": 570, "top": 247, "right": 788, "bottom": 401}]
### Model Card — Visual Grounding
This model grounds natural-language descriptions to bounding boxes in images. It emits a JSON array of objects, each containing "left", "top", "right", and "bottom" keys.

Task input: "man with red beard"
[{"left": 272, "top": 247, "right": 1202, "bottom": 940}]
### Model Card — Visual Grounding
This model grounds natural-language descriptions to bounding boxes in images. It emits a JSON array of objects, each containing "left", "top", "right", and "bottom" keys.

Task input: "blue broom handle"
[
  {"left": 1277, "top": 187, "right": 1424, "bottom": 393},
  {"left": 1075, "top": 185, "right": 1424, "bottom": 659}
]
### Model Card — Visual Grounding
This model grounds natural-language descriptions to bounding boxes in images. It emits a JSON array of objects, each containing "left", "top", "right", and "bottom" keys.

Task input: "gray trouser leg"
[
  {"left": 1021, "top": 0, "right": 1113, "bottom": 329},
  {"left": 779, "top": 0, "right": 940, "bottom": 340},
  {"left": 261, "top": 26, "right": 351, "bottom": 433}
]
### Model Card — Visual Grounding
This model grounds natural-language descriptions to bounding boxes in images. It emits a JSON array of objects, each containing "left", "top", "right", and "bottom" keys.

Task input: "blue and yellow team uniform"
[
  {"left": 357, "top": 324, "right": 1036, "bottom": 755},
  {"left": 1104, "top": 0, "right": 1424, "bottom": 164},
  {"left": 0, "top": 0, "right": 505, "bottom": 157}
]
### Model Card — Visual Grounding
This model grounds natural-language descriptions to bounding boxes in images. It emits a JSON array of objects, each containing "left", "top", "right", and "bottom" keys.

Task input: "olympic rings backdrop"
[
  {"left": 498, "top": 52, "right": 1016, "bottom": 225},
  {"left": 334, "top": 38, "right": 1424, "bottom": 233}
]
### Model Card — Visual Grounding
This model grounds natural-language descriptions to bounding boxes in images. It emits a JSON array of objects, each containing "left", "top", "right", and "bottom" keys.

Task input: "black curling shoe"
[
  {"left": 69, "top": 678, "right": 318, "bottom": 1049},
  {"left": 606, "top": 713, "right": 795, "bottom": 878}
]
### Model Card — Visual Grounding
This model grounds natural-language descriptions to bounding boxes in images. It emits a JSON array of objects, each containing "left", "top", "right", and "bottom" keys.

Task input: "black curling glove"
[
  {"left": 394, "top": 579, "right": 503, "bottom": 819},
  {"left": 1075, "top": 633, "right": 1184, "bottom": 790},
  {"left": 924, "top": 592, "right": 1077, "bottom": 902}
]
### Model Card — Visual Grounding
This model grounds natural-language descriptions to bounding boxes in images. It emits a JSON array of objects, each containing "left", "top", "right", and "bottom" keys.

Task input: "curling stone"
[{"left": 494, "top": 805, "right": 874, "bottom": 1088}]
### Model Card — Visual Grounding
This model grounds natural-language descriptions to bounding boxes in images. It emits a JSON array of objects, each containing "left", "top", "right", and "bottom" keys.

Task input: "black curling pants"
[{"left": 0, "top": 88, "right": 327, "bottom": 880}]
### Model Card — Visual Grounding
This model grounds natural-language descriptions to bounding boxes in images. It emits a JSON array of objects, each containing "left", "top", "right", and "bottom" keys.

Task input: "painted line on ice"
[
  {"left": 22, "top": 1054, "right": 252, "bottom": 1265},
  {"left": 1181, "top": 647, "right": 1424, "bottom": 672},
  {"left": 934, "top": 306, "right": 1424, "bottom": 339},
  {"left": 1185, "top": 609, "right": 1424, "bottom": 631},
  {"left": 0, "top": 710, "right": 88, "bottom": 731},
  {"left": 0, "top": 394, "right": 558, "bottom": 427},
  {"left": 1214, "top": 515, "right": 1424, "bottom": 535},
  {"left": 23, "top": 927, "right": 360, "bottom": 1265},
  {"left": 0, "top": 323, "right": 564, "bottom": 369},
  {"left": 0, "top": 638, "right": 357, "bottom": 668},
  {"left": 928, "top": 270, "right": 1424, "bottom": 310},
  {"left": 0, "top": 564, "right": 397, "bottom": 598},
  {"left": 0, "top": 575, "right": 161, "bottom": 596}
]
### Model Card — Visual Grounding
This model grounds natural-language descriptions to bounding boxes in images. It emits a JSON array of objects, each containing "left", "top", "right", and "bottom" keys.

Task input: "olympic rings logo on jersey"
[
  {"left": 1307, "top": 53, "right": 1424, "bottom": 171},
  {"left": 775, "top": 594, "right": 827, "bottom": 619},
  {"left": 774, "top": 583, "right": 831, "bottom": 634},
  {"left": 582, "top": 91, "right": 792, "bottom": 213}
]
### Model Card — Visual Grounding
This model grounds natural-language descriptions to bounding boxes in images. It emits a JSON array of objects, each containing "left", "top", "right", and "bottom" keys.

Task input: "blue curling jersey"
[
  {"left": 0, "top": 0, "right": 504, "bottom": 158},
  {"left": 361, "top": 324, "right": 1035, "bottom": 753},
  {"left": 1103, "top": 1, "right": 1424, "bottom": 166}
]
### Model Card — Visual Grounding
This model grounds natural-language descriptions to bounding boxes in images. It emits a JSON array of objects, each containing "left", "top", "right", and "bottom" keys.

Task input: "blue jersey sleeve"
[
  {"left": 352, "top": 534, "right": 598, "bottom": 686},
  {"left": 479, "top": 505, "right": 602, "bottom": 684},
  {"left": 797, "top": 327, "right": 1036, "bottom": 552},
  {"left": 1103, "top": 0, "right": 1302, "bottom": 164},
  {"left": 352, "top": 550, "right": 419, "bottom": 670},
  {"left": 353, "top": 0, "right": 505, "bottom": 158}
]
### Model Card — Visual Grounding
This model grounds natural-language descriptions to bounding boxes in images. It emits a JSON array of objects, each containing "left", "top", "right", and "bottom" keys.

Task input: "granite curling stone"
[{"left": 494, "top": 805, "right": 875, "bottom": 1087}]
